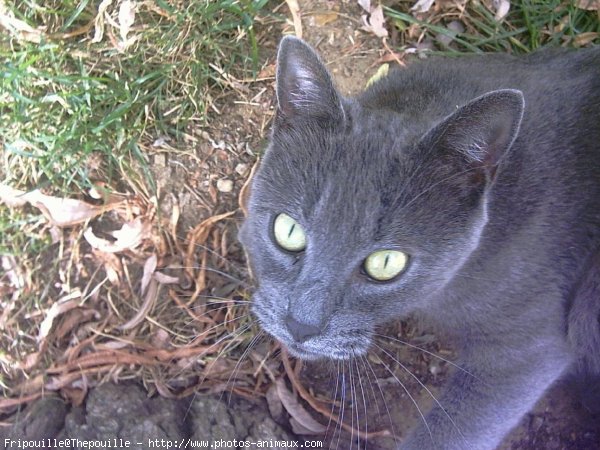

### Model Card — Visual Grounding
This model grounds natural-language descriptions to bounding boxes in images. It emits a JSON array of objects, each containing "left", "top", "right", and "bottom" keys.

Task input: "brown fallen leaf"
[
  {"left": 275, "top": 378, "right": 327, "bottom": 434},
  {"left": 0, "top": 0, "right": 45, "bottom": 42},
  {"left": 281, "top": 349, "right": 391, "bottom": 439},
  {"left": 38, "top": 291, "right": 82, "bottom": 343},
  {"left": 184, "top": 210, "right": 236, "bottom": 279},
  {"left": 118, "top": 0, "right": 135, "bottom": 42},
  {"left": 239, "top": 158, "right": 260, "bottom": 217},
  {"left": 410, "top": 0, "right": 435, "bottom": 13},
  {"left": 361, "top": 4, "right": 388, "bottom": 38},
  {"left": 141, "top": 253, "right": 158, "bottom": 296},
  {"left": 83, "top": 217, "right": 150, "bottom": 253},
  {"left": 492, "top": 0, "right": 510, "bottom": 21},
  {"left": 575, "top": 0, "right": 600, "bottom": 10},
  {"left": 53, "top": 308, "right": 98, "bottom": 341},
  {"left": 153, "top": 271, "right": 179, "bottom": 285},
  {"left": 0, "top": 184, "right": 121, "bottom": 227},
  {"left": 92, "top": 0, "right": 113, "bottom": 43},
  {"left": 118, "top": 277, "right": 158, "bottom": 330},
  {"left": 257, "top": 64, "right": 276, "bottom": 79},
  {"left": 92, "top": 249, "right": 123, "bottom": 285},
  {"left": 285, "top": 0, "right": 302, "bottom": 38},
  {"left": 573, "top": 32, "right": 599, "bottom": 46}
]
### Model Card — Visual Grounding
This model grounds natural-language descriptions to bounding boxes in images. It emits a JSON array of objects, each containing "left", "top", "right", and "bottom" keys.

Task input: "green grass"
[
  {"left": 385, "top": 0, "right": 599, "bottom": 55},
  {"left": 1, "top": 0, "right": 269, "bottom": 194}
]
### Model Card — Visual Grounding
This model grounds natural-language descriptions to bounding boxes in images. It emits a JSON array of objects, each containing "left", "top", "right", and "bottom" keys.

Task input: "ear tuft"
[{"left": 275, "top": 36, "right": 345, "bottom": 126}]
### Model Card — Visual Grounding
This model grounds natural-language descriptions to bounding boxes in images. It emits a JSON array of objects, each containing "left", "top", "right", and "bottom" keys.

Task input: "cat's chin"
[{"left": 284, "top": 341, "right": 368, "bottom": 361}]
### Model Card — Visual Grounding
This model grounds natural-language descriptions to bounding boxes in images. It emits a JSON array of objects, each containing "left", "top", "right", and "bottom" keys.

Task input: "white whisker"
[
  {"left": 373, "top": 333, "right": 482, "bottom": 383},
  {"left": 360, "top": 355, "right": 398, "bottom": 445},
  {"left": 370, "top": 344, "right": 434, "bottom": 446},
  {"left": 374, "top": 343, "right": 468, "bottom": 448},
  {"left": 354, "top": 357, "right": 368, "bottom": 450}
]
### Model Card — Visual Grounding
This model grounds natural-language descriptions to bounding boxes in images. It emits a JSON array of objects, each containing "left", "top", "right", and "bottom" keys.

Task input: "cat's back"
[{"left": 359, "top": 47, "right": 600, "bottom": 136}]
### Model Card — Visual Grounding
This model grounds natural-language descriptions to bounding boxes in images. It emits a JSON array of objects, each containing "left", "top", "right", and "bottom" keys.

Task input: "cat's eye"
[
  {"left": 273, "top": 213, "right": 306, "bottom": 252},
  {"left": 364, "top": 250, "right": 408, "bottom": 281}
]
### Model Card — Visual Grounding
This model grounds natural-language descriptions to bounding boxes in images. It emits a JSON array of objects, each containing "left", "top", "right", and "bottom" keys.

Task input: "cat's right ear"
[
  {"left": 275, "top": 36, "right": 345, "bottom": 127},
  {"left": 425, "top": 89, "right": 525, "bottom": 182}
]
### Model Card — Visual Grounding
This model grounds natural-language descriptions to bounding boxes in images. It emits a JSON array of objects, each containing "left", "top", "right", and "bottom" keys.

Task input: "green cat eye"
[
  {"left": 273, "top": 213, "right": 306, "bottom": 252},
  {"left": 364, "top": 250, "right": 408, "bottom": 281}
]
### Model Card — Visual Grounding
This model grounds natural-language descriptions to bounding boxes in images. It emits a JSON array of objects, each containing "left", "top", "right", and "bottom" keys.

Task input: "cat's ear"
[
  {"left": 275, "top": 36, "right": 345, "bottom": 126},
  {"left": 426, "top": 89, "right": 524, "bottom": 180}
]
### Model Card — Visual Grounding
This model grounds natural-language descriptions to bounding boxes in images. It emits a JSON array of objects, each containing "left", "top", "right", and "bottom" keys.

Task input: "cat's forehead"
[{"left": 266, "top": 126, "right": 410, "bottom": 228}]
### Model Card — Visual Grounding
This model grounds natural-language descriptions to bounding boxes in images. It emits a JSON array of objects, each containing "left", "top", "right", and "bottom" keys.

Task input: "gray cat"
[{"left": 239, "top": 36, "right": 600, "bottom": 449}]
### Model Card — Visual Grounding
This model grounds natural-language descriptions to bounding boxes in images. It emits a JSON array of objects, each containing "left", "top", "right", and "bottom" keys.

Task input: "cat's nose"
[{"left": 285, "top": 315, "right": 321, "bottom": 343}]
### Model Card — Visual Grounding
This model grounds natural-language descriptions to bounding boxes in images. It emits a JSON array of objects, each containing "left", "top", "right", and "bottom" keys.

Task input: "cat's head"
[{"left": 239, "top": 37, "right": 524, "bottom": 361}]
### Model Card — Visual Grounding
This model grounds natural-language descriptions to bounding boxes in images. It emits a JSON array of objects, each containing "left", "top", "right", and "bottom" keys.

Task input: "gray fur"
[{"left": 239, "top": 36, "right": 600, "bottom": 449}]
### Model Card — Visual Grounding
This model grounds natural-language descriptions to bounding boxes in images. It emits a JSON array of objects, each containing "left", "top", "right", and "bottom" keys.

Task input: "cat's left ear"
[
  {"left": 275, "top": 36, "right": 345, "bottom": 127},
  {"left": 425, "top": 89, "right": 525, "bottom": 180}
]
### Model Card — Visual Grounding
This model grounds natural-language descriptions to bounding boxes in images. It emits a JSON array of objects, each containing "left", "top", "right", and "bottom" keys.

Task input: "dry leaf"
[
  {"left": 83, "top": 217, "right": 150, "bottom": 253},
  {"left": 0, "top": 184, "right": 27, "bottom": 207},
  {"left": 117, "top": 0, "right": 139, "bottom": 51},
  {"left": 411, "top": 0, "right": 435, "bottom": 13},
  {"left": 150, "top": 328, "right": 170, "bottom": 349},
  {"left": 0, "top": 183, "right": 119, "bottom": 227},
  {"left": 184, "top": 210, "right": 235, "bottom": 279},
  {"left": 1, "top": 255, "right": 24, "bottom": 290},
  {"left": 275, "top": 378, "right": 327, "bottom": 434},
  {"left": 118, "top": 277, "right": 158, "bottom": 330},
  {"left": 92, "top": 250, "right": 123, "bottom": 285},
  {"left": 357, "top": 0, "right": 371, "bottom": 11},
  {"left": 92, "top": 0, "right": 113, "bottom": 43},
  {"left": 258, "top": 64, "right": 276, "bottom": 79},
  {"left": 289, "top": 417, "right": 325, "bottom": 435},
  {"left": 141, "top": 254, "right": 158, "bottom": 296},
  {"left": 573, "top": 32, "right": 599, "bottom": 46},
  {"left": 361, "top": 5, "right": 388, "bottom": 38},
  {"left": 437, "top": 20, "right": 465, "bottom": 47},
  {"left": 53, "top": 308, "right": 97, "bottom": 341},
  {"left": 118, "top": 0, "right": 135, "bottom": 41},
  {"left": 492, "top": 0, "right": 510, "bottom": 21},
  {"left": 38, "top": 291, "right": 82, "bottom": 343},
  {"left": 575, "top": 0, "right": 600, "bottom": 10},
  {"left": 266, "top": 383, "right": 285, "bottom": 421},
  {"left": 153, "top": 271, "right": 179, "bottom": 285},
  {"left": 238, "top": 158, "right": 260, "bottom": 217},
  {"left": 0, "top": 0, "right": 45, "bottom": 42},
  {"left": 285, "top": 0, "right": 302, "bottom": 38}
]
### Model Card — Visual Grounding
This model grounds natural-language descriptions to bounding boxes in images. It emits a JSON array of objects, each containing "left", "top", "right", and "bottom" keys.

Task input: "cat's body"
[{"left": 239, "top": 37, "right": 600, "bottom": 449}]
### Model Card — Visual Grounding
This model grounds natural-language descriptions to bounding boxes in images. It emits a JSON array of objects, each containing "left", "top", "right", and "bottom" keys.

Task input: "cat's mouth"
[
  {"left": 281, "top": 334, "right": 371, "bottom": 361},
  {"left": 284, "top": 342, "right": 329, "bottom": 361},
  {"left": 251, "top": 296, "right": 372, "bottom": 361}
]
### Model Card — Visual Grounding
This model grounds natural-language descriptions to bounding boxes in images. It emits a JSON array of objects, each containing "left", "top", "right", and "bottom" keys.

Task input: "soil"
[{"left": 2, "top": 1, "right": 599, "bottom": 449}]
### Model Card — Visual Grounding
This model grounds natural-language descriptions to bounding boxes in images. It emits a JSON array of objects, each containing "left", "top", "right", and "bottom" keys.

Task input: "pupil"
[{"left": 287, "top": 223, "right": 296, "bottom": 238}]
